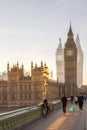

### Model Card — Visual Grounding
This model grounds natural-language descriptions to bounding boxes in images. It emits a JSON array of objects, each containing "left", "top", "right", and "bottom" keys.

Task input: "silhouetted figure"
[
  {"left": 70, "top": 95, "right": 74, "bottom": 103},
  {"left": 61, "top": 95, "right": 67, "bottom": 113},
  {"left": 78, "top": 93, "right": 84, "bottom": 111},
  {"left": 84, "top": 94, "right": 87, "bottom": 102},
  {"left": 74, "top": 96, "right": 78, "bottom": 105},
  {"left": 42, "top": 99, "right": 50, "bottom": 117}
]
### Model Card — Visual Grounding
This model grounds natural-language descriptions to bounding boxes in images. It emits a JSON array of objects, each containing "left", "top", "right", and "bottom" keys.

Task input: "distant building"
[
  {"left": 78, "top": 85, "right": 87, "bottom": 94},
  {"left": 56, "top": 38, "right": 64, "bottom": 82},
  {"left": 75, "top": 34, "right": 83, "bottom": 88},
  {"left": 0, "top": 71, "right": 7, "bottom": 80}
]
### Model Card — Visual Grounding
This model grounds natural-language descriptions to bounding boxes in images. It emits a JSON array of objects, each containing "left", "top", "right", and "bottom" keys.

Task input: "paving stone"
[{"left": 23, "top": 104, "right": 87, "bottom": 130}]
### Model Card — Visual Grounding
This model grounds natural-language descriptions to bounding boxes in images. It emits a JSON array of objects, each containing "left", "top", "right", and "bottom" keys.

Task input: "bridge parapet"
[{"left": 0, "top": 100, "right": 61, "bottom": 130}]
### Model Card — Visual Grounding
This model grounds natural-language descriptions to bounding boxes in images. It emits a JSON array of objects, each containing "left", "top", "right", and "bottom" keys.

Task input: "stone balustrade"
[{"left": 0, "top": 100, "right": 62, "bottom": 130}]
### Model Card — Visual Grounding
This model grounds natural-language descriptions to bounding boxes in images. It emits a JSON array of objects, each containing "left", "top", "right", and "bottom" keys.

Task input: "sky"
[{"left": 0, "top": 0, "right": 87, "bottom": 84}]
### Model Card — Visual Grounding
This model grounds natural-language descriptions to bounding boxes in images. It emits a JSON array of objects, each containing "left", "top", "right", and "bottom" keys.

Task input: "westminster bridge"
[{"left": 0, "top": 99, "right": 87, "bottom": 130}]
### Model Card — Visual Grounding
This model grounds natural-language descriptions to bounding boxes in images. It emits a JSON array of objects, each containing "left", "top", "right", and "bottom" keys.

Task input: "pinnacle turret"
[
  {"left": 57, "top": 38, "right": 62, "bottom": 50},
  {"left": 75, "top": 34, "right": 81, "bottom": 49}
]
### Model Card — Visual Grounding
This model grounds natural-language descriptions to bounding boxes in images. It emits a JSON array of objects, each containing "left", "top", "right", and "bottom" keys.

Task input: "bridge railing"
[{"left": 0, "top": 99, "right": 62, "bottom": 130}]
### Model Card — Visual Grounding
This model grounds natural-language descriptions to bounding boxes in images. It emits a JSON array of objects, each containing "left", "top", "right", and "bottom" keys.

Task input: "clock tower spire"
[
  {"left": 68, "top": 22, "right": 73, "bottom": 37},
  {"left": 67, "top": 22, "right": 74, "bottom": 44}
]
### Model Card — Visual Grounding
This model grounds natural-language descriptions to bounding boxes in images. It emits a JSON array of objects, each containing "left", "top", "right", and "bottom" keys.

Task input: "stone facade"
[
  {"left": 0, "top": 80, "right": 7, "bottom": 106},
  {"left": 78, "top": 85, "right": 87, "bottom": 95},
  {"left": 0, "top": 62, "right": 59, "bottom": 108}
]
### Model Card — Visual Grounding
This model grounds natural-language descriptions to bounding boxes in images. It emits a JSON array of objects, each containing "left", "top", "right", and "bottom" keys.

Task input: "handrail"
[
  {"left": 0, "top": 99, "right": 62, "bottom": 130},
  {"left": 0, "top": 106, "right": 39, "bottom": 120}
]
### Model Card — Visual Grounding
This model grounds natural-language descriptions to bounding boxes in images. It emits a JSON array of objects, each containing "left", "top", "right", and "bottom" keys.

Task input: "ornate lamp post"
[
  {"left": 42, "top": 64, "right": 49, "bottom": 99},
  {"left": 59, "top": 81, "right": 61, "bottom": 99}
]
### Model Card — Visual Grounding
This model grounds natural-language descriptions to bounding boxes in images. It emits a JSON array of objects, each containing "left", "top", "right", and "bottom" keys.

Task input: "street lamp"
[
  {"left": 59, "top": 81, "right": 61, "bottom": 99},
  {"left": 42, "top": 64, "right": 49, "bottom": 99}
]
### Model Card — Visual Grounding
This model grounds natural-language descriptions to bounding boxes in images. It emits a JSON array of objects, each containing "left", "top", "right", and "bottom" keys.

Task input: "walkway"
[{"left": 22, "top": 104, "right": 87, "bottom": 130}]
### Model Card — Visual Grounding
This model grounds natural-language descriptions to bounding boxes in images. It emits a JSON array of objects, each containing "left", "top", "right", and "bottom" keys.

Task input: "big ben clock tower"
[{"left": 64, "top": 24, "right": 77, "bottom": 95}]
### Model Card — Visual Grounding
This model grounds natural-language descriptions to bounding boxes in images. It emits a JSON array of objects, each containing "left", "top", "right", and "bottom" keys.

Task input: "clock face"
[
  {"left": 56, "top": 55, "right": 64, "bottom": 60},
  {"left": 67, "top": 50, "right": 73, "bottom": 56}
]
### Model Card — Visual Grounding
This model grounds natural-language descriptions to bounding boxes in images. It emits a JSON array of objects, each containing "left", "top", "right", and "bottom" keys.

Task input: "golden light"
[{"left": 47, "top": 116, "right": 67, "bottom": 130}]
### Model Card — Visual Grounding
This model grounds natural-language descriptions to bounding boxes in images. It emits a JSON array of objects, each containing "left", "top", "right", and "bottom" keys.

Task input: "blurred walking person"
[
  {"left": 84, "top": 94, "right": 87, "bottom": 102},
  {"left": 78, "top": 93, "right": 84, "bottom": 112},
  {"left": 70, "top": 95, "right": 74, "bottom": 103},
  {"left": 74, "top": 96, "right": 78, "bottom": 105},
  {"left": 61, "top": 95, "right": 67, "bottom": 113}
]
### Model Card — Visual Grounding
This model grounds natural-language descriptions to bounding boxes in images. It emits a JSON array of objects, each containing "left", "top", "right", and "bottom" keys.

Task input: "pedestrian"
[
  {"left": 41, "top": 99, "right": 50, "bottom": 117},
  {"left": 78, "top": 93, "right": 84, "bottom": 112},
  {"left": 84, "top": 94, "right": 87, "bottom": 102},
  {"left": 70, "top": 95, "right": 74, "bottom": 103},
  {"left": 61, "top": 95, "right": 67, "bottom": 113},
  {"left": 74, "top": 96, "right": 78, "bottom": 105}
]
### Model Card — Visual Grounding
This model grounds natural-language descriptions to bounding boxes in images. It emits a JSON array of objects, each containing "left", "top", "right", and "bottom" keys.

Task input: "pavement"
[{"left": 22, "top": 103, "right": 87, "bottom": 130}]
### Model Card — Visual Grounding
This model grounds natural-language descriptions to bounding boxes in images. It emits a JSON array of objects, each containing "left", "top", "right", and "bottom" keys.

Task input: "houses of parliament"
[{"left": 0, "top": 24, "right": 84, "bottom": 108}]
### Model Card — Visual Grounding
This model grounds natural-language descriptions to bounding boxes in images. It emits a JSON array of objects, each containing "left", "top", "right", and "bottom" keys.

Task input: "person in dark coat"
[
  {"left": 42, "top": 99, "right": 50, "bottom": 116},
  {"left": 78, "top": 93, "right": 84, "bottom": 111},
  {"left": 61, "top": 95, "right": 67, "bottom": 113},
  {"left": 70, "top": 95, "right": 74, "bottom": 103}
]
